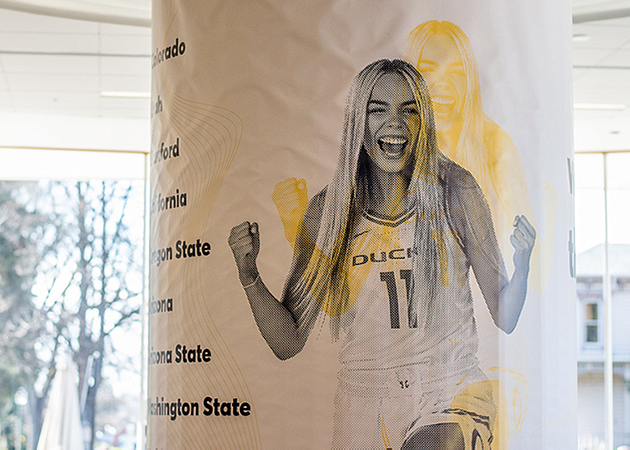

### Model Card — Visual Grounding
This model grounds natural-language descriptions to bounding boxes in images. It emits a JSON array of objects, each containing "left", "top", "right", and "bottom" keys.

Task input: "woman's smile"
[
  {"left": 378, "top": 135, "right": 408, "bottom": 157},
  {"left": 364, "top": 72, "right": 420, "bottom": 174}
]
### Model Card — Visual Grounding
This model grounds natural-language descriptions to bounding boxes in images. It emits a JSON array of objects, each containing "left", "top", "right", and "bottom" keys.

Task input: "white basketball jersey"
[{"left": 338, "top": 207, "right": 479, "bottom": 376}]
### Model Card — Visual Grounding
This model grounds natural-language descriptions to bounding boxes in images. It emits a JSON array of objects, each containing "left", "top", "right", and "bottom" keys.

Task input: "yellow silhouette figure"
[
  {"left": 405, "top": 20, "right": 557, "bottom": 294},
  {"left": 272, "top": 177, "right": 308, "bottom": 250}
]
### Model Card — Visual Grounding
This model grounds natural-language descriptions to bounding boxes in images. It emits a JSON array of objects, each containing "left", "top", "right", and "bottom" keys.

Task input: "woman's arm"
[
  {"left": 228, "top": 221, "right": 309, "bottom": 360},
  {"left": 447, "top": 164, "right": 535, "bottom": 334},
  {"left": 471, "top": 215, "right": 536, "bottom": 334},
  {"left": 486, "top": 122, "right": 556, "bottom": 294}
]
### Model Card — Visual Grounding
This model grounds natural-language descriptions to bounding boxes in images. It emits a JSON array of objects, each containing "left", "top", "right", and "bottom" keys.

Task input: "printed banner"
[{"left": 149, "top": 1, "right": 575, "bottom": 448}]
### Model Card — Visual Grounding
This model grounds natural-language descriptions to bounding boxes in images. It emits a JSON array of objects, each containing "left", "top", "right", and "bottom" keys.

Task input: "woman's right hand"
[
  {"left": 510, "top": 215, "right": 536, "bottom": 273},
  {"left": 228, "top": 221, "right": 260, "bottom": 286},
  {"left": 272, "top": 177, "right": 308, "bottom": 248}
]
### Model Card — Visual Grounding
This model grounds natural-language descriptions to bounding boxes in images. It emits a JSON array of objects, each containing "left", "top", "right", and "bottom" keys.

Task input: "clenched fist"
[
  {"left": 272, "top": 177, "right": 308, "bottom": 248},
  {"left": 228, "top": 221, "right": 260, "bottom": 287},
  {"left": 510, "top": 215, "right": 536, "bottom": 272}
]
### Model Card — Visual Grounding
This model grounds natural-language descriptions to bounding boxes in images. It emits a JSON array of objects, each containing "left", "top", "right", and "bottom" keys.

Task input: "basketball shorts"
[{"left": 331, "top": 363, "right": 497, "bottom": 449}]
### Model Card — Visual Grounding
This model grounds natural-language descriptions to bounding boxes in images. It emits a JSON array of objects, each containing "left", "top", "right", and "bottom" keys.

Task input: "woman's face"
[
  {"left": 416, "top": 33, "right": 466, "bottom": 133},
  {"left": 363, "top": 72, "right": 420, "bottom": 175}
]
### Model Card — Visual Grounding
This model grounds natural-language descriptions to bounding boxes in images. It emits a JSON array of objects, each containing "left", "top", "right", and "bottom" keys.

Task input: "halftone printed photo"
[
  {"left": 230, "top": 59, "right": 533, "bottom": 449},
  {"left": 149, "top": 1, "right": 574, "bottom": 448}
]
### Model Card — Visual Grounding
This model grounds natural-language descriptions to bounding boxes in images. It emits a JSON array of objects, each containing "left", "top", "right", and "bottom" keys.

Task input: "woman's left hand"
[{"left": 510, "top": 215, "right": 536, "bottom": 272}]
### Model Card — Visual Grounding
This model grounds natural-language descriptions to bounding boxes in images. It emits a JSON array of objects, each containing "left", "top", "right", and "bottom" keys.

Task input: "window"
[
  {"left": 0, "top": 149, "right": 148, "bottom": 450},
  {"left": 585, "top": 302, "right": 599, "bottom": 343}
]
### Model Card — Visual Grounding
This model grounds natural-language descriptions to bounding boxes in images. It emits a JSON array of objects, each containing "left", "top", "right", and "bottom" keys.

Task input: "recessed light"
[
  {"left": 574, "top": 103, "right": 626, "bottom": 110},
  {"left": 611, "top": 130, "right": 620, "bottom": 134},
  {"left": 101, "top": 91, "right": 150, "bottom": 99},
  {"left": 573, "top": 34, "right": 591, "bottom": 42}
]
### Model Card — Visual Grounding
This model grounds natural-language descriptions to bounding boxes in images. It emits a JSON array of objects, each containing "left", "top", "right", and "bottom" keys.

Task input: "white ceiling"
[
  {"left": 0, "top": 2, "right": 629, "bottom": 151},
  {"left": 573, "top": 12, "right": 630, "bottom": 150},
  {"left": 0, "top": 7, "right": 150, "bottom": 119},
  {"left": 573, "top": 16, "right": 630, "bottom": 113},
  {"left": 0, "top": 0, "right": 150, "bottom": 26}
]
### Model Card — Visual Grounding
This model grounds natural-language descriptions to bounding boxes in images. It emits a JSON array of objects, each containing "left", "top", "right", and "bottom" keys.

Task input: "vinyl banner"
[{"left": 149, "top": 1, "right": 575, "bottom": 448}]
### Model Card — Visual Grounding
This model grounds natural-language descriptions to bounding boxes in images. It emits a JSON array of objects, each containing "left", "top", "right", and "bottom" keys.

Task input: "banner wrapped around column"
[{"left": 149, "top": 1, "right": 575, "bottom": 448}]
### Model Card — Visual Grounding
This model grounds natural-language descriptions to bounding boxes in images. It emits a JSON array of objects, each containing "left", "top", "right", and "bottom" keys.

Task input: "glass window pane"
[
  {"left": 586, "top": 303, "right": 598, "bottom": 321},
  {"left": 577, "top": 151, "right": 630, "bottom": 450},
  {"left": 575, "top": 188, "right": 605, "bottom": 255},
  {"left": 0, "top": 149, "right": 147, "bottom": 449},
  {"left": 606, "top": 153, "right": 630, "bottom": 190},
  {"left": 575, "top": 153, "right": 604, "bottom": 189}
]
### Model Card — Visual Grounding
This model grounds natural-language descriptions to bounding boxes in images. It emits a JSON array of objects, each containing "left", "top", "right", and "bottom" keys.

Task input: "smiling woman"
[
  {"left": 363, "top": 72, "right": 420, "bottom": 217},
  {"left": 406, "top": 20, "right": 557, "bottom": 294},
  {"left": 229, "top": 58, "right": 536, "bottom": 449},
  {"left": 415, "top": 33, "right": 466, "bottom": 136}
]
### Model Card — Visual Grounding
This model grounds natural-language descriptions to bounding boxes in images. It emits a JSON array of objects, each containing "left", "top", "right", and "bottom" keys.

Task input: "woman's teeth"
[
  {"left": 432, "top": 96, "right": 453, "bottom": 105},
  {"left": 378, "top": 137, "right": 407, "bottom": 155},
  {"left": 432, "top": 97, "right": 455, "bottom": 117}
]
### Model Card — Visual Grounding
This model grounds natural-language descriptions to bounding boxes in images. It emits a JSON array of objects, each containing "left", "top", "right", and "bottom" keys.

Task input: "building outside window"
[{"left": 576, "top": 152, "right": 630, "bottom": 450}]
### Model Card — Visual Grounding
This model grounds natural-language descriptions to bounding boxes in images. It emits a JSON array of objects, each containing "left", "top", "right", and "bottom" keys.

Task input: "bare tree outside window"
[{"left": 0, "top": 180, "right": 144, "bottom": 450}]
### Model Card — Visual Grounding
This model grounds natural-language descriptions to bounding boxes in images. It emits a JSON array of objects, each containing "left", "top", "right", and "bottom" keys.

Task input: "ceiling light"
[
  {"left": 101, "top": 91, "right": 150, "bottom": 99},
  {"left": 574, "top": 103, "right": 626, "bottom": 110},
  {"left": 572, "top": 34, "right": 591, "bottom": 42}
]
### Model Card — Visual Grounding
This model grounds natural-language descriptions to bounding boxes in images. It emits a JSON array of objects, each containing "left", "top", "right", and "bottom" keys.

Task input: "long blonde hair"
[
  {"left": 287, "top": 59, "right": 453, "bottom": 338},
  {"left": 406, "top": 21, "right": 492, "bottom": 196}
]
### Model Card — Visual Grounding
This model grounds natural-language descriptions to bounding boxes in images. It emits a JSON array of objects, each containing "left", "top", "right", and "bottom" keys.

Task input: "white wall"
[{"left": 0, "top": 111, "right": 149, "bottom": 180}]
